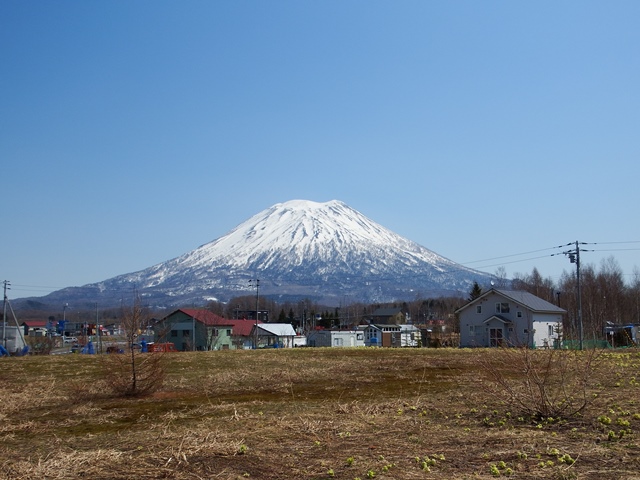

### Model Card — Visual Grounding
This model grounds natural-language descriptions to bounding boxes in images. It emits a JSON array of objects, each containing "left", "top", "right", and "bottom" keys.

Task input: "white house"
[
  {"left": 307, "top": 330, "right": 365, "bottom": 347},
  {"left": 252, "top": 323, "right": 297, "bottom": 348},
  {"left": 399, "top": 324, "right": 421, "bottom": 347},
  {"left": 456, "top": 289, "right": 565, "bottom": 348}
]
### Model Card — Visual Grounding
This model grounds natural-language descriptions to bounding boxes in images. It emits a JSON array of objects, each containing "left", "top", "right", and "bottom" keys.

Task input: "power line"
[
  {"left": 460, "top": 245, "right": 568, "bottom": 265},
  {"left": 590, "top": 240, "right": 640, "bottom": 245},
  {"left": 589, "top": 248, "right": 640, "bottom": 253},
  {"left": 466, "top": 254, "right": 560, "bottom": 271}
]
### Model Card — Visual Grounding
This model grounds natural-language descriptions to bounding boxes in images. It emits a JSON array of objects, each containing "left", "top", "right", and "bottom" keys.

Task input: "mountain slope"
[{"left": 19, "top": 200, "right": 493, "bottom": 308}]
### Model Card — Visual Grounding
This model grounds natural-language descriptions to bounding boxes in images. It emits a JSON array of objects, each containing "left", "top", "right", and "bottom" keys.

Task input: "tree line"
[{"left": 510, "top": 257, "right": 640, "bottom": 342}]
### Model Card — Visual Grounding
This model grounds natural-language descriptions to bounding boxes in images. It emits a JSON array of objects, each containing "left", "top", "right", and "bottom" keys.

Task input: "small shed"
[
  {"left": 307, "top": 330, "right": 365, "bottom": 347},
  {"left": 1, "top": 324, "right": 26, "bottom": 354}
]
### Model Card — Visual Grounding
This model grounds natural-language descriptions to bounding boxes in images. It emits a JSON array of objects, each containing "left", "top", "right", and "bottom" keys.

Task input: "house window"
[
  {"left": 183, "top": 330, "right": 190, "bottom": 337},
  {"left": 469, "top": 325, "right": 475, "bottom": 334},
  {"left": 227, "top": 329, "right": 232, "bottom": 336},
  {"left": 357, "top": 333, "right": 363, "bottom": 340},
  {"left": 496, "top": 302, "right": 510, "bottom": 314},
  {"left": 476, "top": 305, "right": 482, "bottom": 314},
  {"left": 548, "top": 325, "right": 554, "bottom": 336},
  {"left": 170, "top": 330, "right": 177, "bottom": 337},
  {"left": 517, "top": 311, "right": 522, "bottom": 318},
  {"left": 334, "top": 337, "right": 344, "bottom": 346}
]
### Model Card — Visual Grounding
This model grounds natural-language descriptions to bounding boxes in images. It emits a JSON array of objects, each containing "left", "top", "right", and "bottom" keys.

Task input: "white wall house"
[
  {"left": 252, "top": 323, "right": 297, "bottom": 348},
  {"left": 307, "top": 330, "right": 365, "bottom": 347},
  {"left": 399, "top": 324, "right": 421, "bottom": 347},
  {"left": 457, "top": 289, "right": 565, "bottom": 348}
]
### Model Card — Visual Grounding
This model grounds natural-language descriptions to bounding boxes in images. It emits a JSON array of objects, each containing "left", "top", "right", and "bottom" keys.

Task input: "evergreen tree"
[{"left": 469, "top": 281, "right": 483, "bottom": 301}]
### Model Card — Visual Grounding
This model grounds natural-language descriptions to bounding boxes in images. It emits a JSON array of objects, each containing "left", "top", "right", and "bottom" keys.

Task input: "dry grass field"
[{"left": 1, "top": 347, "right": 639, "bottom": 479}]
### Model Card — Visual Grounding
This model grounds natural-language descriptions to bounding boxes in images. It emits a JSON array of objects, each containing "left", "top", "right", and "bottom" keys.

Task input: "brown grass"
[{"left": 1, "top": 348, "right": 639, "bottom": 479}]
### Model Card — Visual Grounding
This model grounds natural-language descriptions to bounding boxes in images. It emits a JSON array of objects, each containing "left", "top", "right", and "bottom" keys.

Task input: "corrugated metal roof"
[
  {"left": 456, "top": 288, "right": 566, "bottom": 314},
  {"left": 494, "top": 289, "right": 566, "bottom": 313},
  {"left": 257, "top": 323, "right": 296, "bottom": 336}
]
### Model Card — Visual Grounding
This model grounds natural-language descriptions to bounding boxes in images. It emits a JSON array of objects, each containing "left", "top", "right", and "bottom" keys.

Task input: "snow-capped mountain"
[{"left": 22, "top": 200, "right": 493, "bottom": 308}]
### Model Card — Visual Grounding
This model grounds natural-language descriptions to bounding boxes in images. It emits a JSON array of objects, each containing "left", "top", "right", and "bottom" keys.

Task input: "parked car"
[
  {"left": 63, "top": 336, "right": 78, "bottom": 344},
  {"left": 147, "top": 342, "right": 178, "bottom": 352}
]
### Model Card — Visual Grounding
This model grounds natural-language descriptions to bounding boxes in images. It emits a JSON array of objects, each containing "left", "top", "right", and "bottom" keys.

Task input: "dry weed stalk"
[{"left": 480, "top": 347, "right": 607, "bottom": 419}]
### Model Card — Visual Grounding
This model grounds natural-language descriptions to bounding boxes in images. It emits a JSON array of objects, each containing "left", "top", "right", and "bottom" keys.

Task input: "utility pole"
[
  {"left": 2, "top": 281, "right": 10, "bottom": 349},
  {"left": 96, "top": 302, "right": 102, "bottom": 354},
  {"left": 249, "top": 279, "right": 259, "bottom": 349},
  {"left": 566, "top": 241, "right": 584, "bottom": 350}
]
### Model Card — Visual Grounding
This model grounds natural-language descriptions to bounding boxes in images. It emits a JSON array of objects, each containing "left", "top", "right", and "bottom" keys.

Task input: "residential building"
[
  {"left": 155, "top": 309, "right": 262, "bottom": 351},
  {"left": 369, "top": 307, "right": 406, "bottom": 325},
  {"left": 251, "top": 323, "right": 297, "bottom": 348},
  {"left": 456, "top": 289, "right": 565, "bottom": 348},
  {"left": 364, "top": 324, "right": 401, "bottom": 347},
  {"left": 307, "top": 329, "right": 365, "bottom": 347}
]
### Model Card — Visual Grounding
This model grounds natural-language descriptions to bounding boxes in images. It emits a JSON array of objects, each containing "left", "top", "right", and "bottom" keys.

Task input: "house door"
[{"left": 489, "top": 328, "right": 503, "bottom": 347}]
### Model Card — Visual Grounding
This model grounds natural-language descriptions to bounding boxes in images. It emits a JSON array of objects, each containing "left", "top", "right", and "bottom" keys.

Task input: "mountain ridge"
[{"left": 15, "top": 200, "right": 493, "bottom": 309}]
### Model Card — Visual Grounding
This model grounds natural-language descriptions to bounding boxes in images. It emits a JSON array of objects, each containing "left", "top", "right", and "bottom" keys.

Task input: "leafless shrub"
[
  {"left": 100, "top": 295, "right": 165, "bottom": 397},
  {"left": 101, "top": 350, "right": 165, "bottom": 397},
  {"left": 25, "top": 335, "right": 55, "bottom": 355},
  {"left": 479, "top": 347, "right": 608, "bottom": 419}
]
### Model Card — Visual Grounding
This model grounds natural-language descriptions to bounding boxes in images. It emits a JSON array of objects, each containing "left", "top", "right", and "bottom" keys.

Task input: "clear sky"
[{"left": 2, "top": 1, "right": 639, "bottom": 299}]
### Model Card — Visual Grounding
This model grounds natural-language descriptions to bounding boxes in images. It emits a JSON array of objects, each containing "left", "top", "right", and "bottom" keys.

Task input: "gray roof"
[
  {"left": 495, "top": 289, "right": 566, "bottom": 313},
  {"left": 457, "top": 288, "right": 566, "bottom": 314}
]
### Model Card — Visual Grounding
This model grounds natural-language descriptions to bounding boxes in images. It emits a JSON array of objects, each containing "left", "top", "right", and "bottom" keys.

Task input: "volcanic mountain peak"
[{"left": 19, "top": 200, "right": 492, "bottom": 308}]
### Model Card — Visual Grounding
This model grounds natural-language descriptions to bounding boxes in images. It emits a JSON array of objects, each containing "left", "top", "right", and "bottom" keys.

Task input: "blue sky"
[{"left": 2, "top": 1, "right": 639, "bottom": 299}]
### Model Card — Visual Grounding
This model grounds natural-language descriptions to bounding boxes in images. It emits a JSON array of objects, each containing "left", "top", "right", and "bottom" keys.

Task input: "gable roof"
[
  {"left": 366, "top": 324, "right": 401, "bottom": 331},
  {"left": 165, "top": 308, "right": 263, "bottom": 336},
  {"left": 178, "top": 308, "right": 231, "bottom": 325},
  {"left": 456, "top": 288, "right": 566, "bottom": 314},
  {"left": 483, "top": 315, "right": 513, "bottom": 325},
  {"left": 256, "top": 323, "right": 296, "bottom": 336},
  {"left": 21, "top": 320, "right": 48, "bottom": 328},
  {"left": 227, "top": 319, "right": 261, "bottom": 337}
]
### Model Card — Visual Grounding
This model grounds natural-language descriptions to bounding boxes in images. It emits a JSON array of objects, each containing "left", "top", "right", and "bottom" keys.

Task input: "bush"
[
  {"left": 480, "top": 347, "right": 607, "bottom": 419},
  {"left": 101, "top": 350, "right": 165, "bottom": 397}
]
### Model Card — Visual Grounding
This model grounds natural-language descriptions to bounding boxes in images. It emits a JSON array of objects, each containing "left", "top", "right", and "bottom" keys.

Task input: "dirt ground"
[{"left": 1, "top": 347, "right": 639, "bottom": 479}]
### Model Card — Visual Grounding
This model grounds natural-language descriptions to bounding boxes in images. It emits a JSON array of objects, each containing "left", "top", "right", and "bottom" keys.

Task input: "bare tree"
[
  {"left": 480, "top": 347, "right": 609, "bottom": 419},
  {"left": 101, "top": 295, "right": 165, "bottom": 397},
  {"left": 493, "top": 266, "right": 509, "bottom": 288}
]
